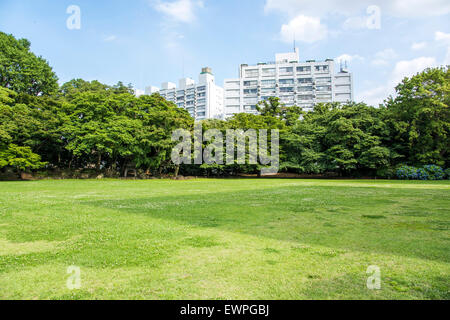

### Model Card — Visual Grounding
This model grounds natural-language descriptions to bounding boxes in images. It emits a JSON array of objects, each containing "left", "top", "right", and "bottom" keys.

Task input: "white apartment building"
[
  {"left": 146, "top": 67, "right": 224, "bottom": 120},
  {"left": 223, "top": 49, "right": 353, "bottom": 118}
]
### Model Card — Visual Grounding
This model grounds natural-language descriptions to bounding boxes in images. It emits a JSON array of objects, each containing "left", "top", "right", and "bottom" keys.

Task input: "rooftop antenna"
[
  {"left": 182, "top": 55, "right": 185, "bottom": 78},
  {"left": 293, "top": 32, "right": 296, "bottom": 52}
]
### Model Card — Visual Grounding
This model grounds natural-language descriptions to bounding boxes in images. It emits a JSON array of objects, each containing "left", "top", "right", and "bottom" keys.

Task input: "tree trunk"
[
  {"left": 121, "top": 161, "right": 127, "bottom": 177},
  {"left": 96, "top": 153, "right": 102, "bottom": 171},
  {"left": 69, "top": 154, "right": 74, "bottom": 170},
  {"left": 174, "top": 165, "right": 180, "bottom": 178}
]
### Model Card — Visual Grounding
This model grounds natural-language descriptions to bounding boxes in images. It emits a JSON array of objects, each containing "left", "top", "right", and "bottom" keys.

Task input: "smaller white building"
[
  {"left": 147, "top": 67, "right": 224, "bottom": 120},
  {"left": 144, "top": 86, "right": 160, "bottom": 95}
]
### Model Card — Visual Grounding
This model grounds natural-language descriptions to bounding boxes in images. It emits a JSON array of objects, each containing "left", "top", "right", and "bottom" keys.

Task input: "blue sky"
[{"left": 0, "top": 0, "right": 449, "bottom": 105}]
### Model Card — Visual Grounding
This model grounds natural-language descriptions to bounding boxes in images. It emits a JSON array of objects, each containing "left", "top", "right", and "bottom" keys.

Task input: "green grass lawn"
[{"left": 0, "top": 179, "right": 449, "bottom": 300}]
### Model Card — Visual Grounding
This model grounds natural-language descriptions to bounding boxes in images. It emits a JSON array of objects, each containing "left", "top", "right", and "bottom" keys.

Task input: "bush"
[
  {"left": 422, "top": 165, "right": 445, "bottom": 180},
  {"left": 396, "top": 164, "right": 445, "bottom": 180},
  {"left": 445, "top": 168, "right": 450, "bottom": 180},
  {"left": 416, "top": 168, "right": 429, "bottom": 180},
  {"left": 396, "top": 165, "right": 418, "bottom": 180}
]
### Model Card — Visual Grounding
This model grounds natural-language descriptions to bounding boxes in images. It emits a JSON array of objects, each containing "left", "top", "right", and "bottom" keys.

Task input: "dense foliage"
[
  {"left": 396, "top": 164, "right": 446, "bottom": 180},
  {"left": 0, "top": 31, "right": 449, "bottom": 178},
  {"left": 0, "top": 32, "right": 58, "bottom": 95}
]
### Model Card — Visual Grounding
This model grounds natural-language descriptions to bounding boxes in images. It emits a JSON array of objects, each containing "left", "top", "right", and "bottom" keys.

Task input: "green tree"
[
  {"left": 135, "top": 93, "right": 193, "bottom": 175},
  {"left": 60, "top": 79, "right": 110, "bottom": 99},
  {"left": 283, "top": 102, "right": 393, "bottom": 176},
  {"left": 0, "top": 144, "right": 45, "bottom": 172},
  {"left": 0, "top": 87, "right": 45, "bottom": 172},
  {"left": 0, "top": 32, "right": 58, "bottom": 95},
  {"left": 385, "top": 66, "right": 450, "bottom": 167},
  {"left": 256, "top": 97, "right": 283, "bottom": 117}
]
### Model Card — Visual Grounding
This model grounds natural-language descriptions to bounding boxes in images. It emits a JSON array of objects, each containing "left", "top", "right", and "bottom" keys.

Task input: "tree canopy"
[
  {"left": 0, "top": 32, "right": 449, "bottom": 178},
  {"left": 0, "top": 32, "right": 58, "bottom": 96},
  {"left": 385, "top": 66, "right": 450, "bottom": 167}
]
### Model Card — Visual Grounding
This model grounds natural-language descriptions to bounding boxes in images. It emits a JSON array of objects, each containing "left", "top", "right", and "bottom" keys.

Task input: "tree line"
[{"left": 0, "top": 31, "right": 449, "bottom": 179}]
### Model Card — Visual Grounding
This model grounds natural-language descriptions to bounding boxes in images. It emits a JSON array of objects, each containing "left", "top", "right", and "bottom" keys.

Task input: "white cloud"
[
  {"left": 264, "top": 0, "right": 450, "bottom": 18},
  {"left": 335, "top": 54, "right": 364, "bottom": 63},
  {"left": 356, "top": 86, "right": 388, "bottom": 106},
  {"left": 371, "top": 49, "right": 397, "bottom": 66},
  {"left": 265, "top": 0, "right": 362, "bottom": 17},
  {"left": 163, "top": 31, "right": 185, "bottom": 49},
  {"left": 280, "top": 15, "right": 327, "bottom": 43},
  {"left": 103, "top": 35, "right": 117, "bottom": 42},
  {"left": 359, "top": 56, "right": 438, "bottom": 105},
  {"left": 153, "top": 0, "right": 203, "bottom": 23},
  {"left": 342, "top": 16, "right": 367, "bottom": 30},
  {"left": 371, "top": 59, "right": 389, "bottom": 66},
  {"left": 151, "top": 1, "right": 202, "bottom": 52},
  {"left": 444, "top": 47, "right": 450, "bottom": 65},
  {"left": 390, "top": 57, "right": 437, "bottom": 85},
  {"left": 375, "top": 49, "right": 397, "bottom": 60},
  {"left": 411, "top": 42, "right": 427, "bottom": 50},
  {"left": 389, "top": 0, "right": 450, "bottom": 18},
  {"left": 435, "top": 31, "right": 450, "bottom": 44},
  {"left": 434, "top": 31, "right": 450, "bottom": 65}
]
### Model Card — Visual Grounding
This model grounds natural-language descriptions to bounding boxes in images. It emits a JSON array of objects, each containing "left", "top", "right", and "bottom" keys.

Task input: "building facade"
[
  {"left": 223, "top": 49, "right": 353, "bottom": 118},
  {"left": 146, "top": 67, "right": 224, "bottom": 120}
]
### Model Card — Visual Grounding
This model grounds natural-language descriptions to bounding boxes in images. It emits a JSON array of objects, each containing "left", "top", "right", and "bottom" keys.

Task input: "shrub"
[
  {"left": 416, "top": 168, "right": 430, "bottom": 180},
  {"left": 422, "top": 165, "right": 445, "bottom": 180},
  {"left": 396, "top": 165, "right": 418, "bottom": 180},
  {"left": 444, "top": 168, "right": 450, "bottom": 180},
  {"left": 396, "top": 164, "right": 445, "bottom": 180}
]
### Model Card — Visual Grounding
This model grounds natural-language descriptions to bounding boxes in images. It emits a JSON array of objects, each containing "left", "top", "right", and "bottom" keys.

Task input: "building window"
[
  {"left": 297, "top": 66, "right": 311, "bottom": 73},
  {"left": 244, "top": 105, "right": 256, "bottom": 111},
  {"left": 298, "top": 78, "right": 313, "bottom": 84},
  {"left": 261, "top": 79, "right": 276, "bottom": 86},
  {"left": 316, "top": 77, "right": 331, "bottom": 83},
  {"left": 279, "top": 78, "right": 294, "bottom": 85},
  {"left": 261, "top": 87, "right": 276, "bottom": 94},
  {"left": 317, "top": 94, "right": 332, "bottom": 100},
  {"left": 298, "top": 86, "right": 313, "bottom": 92},
  {"left": 244, "top": 88, "right": 257, "bottom": 94},
  {"left": 245, "top": 69, "right": 259, "bottom": 77},
  {"left": 262, "top": 68, "right": 276, "bottom": 76},
  {"left": 316, "top": 85, "right": 331, "bottom": 92},
  {"left": 279, "top": 67, "right": 293, "bottom": 73},
  {"left": 280, "top": 87, "right": 294, "bottom": 93},
  {"left": 315, "top": 65, "right": 329, "bottom": 72},
  {"left": 298, "top": 95, "right": 314, "bottom": 100},
  {"left": 243, "top": 80, "right": 258, "bottom": 86}
]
